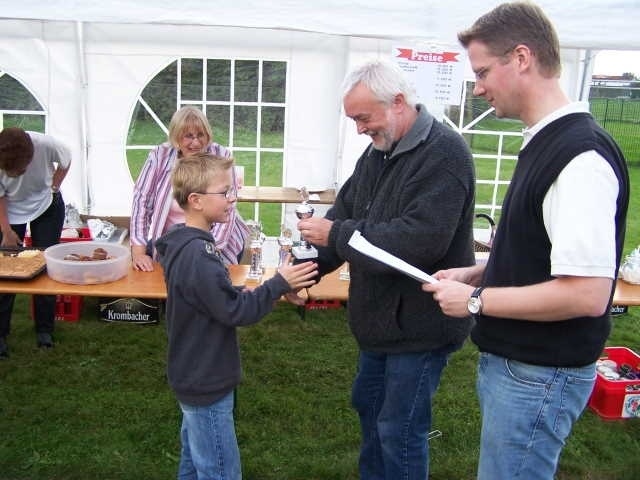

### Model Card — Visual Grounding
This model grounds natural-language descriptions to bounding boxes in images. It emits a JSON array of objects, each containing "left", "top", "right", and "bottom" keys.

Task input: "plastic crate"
[
  {"left": 60, "top": 227, "right": 92, "bottom": 242},
  {"left": 31, "top": 295, "right": 83, "bottom": 322},
  {"left": 588, "top": 346, "right": 640, "bottom": 419},
  {"left": 305, "top": 299, "right": 343, "bottom": 310}
]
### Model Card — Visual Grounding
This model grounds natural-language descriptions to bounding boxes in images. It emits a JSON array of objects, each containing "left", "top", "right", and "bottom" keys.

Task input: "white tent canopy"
[
  {"left": 5, "top": 0, "right": 640, "bottom": 50},
  {"left": 1, "top": 0, "right": 638, "bottom": 216}
]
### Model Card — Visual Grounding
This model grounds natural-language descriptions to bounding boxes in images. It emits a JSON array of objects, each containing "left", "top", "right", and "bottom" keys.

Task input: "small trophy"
[
  {"left": 292, "top": 187, "right": 318, "bottom": 261},
  {"left": 277, "top": 224, "right": 294, "bottom": 267},
  {"left": 246, "top": 220, "right": 264, "bottom": 281},
  {"left": 339, "top": 262, "right": 350, "bottom": 281}
]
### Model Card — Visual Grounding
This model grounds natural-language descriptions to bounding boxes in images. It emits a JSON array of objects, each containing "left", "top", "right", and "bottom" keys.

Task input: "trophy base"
[
  {"left": 292, "top": 245, "right": 319, "bottom": 284},
  {"left": 245, "top": 270, "right": 263, "bottom": 287},
  {"left": 292, "top": 245, "right": 318, "bottom": 260}
]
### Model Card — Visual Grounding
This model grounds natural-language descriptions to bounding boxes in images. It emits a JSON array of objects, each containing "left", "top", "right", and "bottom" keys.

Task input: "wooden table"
[
  {"left": 304, "top": 273, "right": 640, "bottom": 307},
  {"left": 613, "top": 279, "right": 640, "bottom": 306},
  {"left": 0, "top": 266, "right": 167, "bottom": 299},
  {"left": 237, "top": 186, "right": 335, "bottom": 204},
  {"left": 306, "top": 266, "right": 349, "bottom": 302},
  {"left": 0, "top": 265, "right": 296, "bottom": 300},
  {"left": 1, "top": 266, "right": 638, "bottom": 307}
]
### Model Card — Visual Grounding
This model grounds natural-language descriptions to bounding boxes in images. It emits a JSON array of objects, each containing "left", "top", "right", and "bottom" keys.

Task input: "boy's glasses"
[{"left": 195, "top": 187, "right": 237, "bottom": 199}]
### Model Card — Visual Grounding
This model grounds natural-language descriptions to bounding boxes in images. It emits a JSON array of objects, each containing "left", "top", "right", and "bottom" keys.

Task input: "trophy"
[
  {"left": 277, "top": 224, "right": 294, "bottom": 267},
  {"left": 292, "top": 187, "right": 318, "bottom": 261},
  {"left": 246, "top": 220, "right": 264, "bottom": 281}
]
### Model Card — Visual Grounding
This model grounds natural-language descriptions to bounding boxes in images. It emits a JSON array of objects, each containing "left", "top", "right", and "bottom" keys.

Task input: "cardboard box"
[{"left": 588, "top": 347, "right": 640, "bottom": 419}]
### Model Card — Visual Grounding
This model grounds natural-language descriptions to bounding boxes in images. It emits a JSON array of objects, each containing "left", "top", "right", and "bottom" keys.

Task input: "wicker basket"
[{"left": 474, "top": 214, "right": 495, "bottom": 252}]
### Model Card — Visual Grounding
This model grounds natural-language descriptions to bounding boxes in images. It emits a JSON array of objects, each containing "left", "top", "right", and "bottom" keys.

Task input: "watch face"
[{"left": 468, "top": 297, "right": 482, "bottom": 315}]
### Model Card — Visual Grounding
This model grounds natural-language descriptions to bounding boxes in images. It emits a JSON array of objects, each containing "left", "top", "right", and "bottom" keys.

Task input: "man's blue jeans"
[
  {"left": 177, "top": 391, "right": 241, "bottom": 480},
  {"left": 476, "top": 352, "right": 596, "bottom": 480},
  {"left": 352, "top": 346, "right": 455, "bottom": 480}
]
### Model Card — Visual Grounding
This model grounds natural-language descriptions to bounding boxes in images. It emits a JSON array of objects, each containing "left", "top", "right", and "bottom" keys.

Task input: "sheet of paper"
[{"left": 347, "top": 230, "right": 438, "bottom": 284}]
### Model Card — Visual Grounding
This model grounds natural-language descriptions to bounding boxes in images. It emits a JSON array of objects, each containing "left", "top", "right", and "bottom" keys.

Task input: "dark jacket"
[
  {"left": 156, "top": 224, "right": 290, "bottom": 405},
  {"left": 317, "top": 105, "right": 476, "bottom": 353}
]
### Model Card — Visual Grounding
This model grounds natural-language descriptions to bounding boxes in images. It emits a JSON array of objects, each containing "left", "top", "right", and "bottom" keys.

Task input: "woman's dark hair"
[{"left": 0, "top": 127, "right": 34, "bottom": 172}]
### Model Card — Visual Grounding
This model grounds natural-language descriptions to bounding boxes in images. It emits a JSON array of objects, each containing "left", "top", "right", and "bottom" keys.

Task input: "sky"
[{"left": 593, "top": 50, "right": 640, "bottom": 77}]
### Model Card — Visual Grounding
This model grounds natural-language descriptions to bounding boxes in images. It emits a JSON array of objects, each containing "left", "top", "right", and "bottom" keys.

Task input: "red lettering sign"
[{"left": 396, "top": 48, "right": 459, "bottom": 63}]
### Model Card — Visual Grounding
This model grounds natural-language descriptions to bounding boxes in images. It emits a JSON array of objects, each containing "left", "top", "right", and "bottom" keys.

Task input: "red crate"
[
  {"left": 305, "top": 299, "right": 343, "bottom": 310},
  {"left": 31, "top": 295, "right": 83, "bottom": 322},
  {"left": 60, "top": 227, "right": 92, "bottom": 242},
  {"left": 588, "top": 347, "right": 640, "bottom": 419}
]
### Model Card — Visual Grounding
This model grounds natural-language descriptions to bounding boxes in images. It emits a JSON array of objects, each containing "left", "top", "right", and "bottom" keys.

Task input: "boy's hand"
[
  {"left": 277, "top": 254, "right": 318, "bottom": 290},
  {"left": 284, "top": 290, "right": 306, "bottom": 306}
]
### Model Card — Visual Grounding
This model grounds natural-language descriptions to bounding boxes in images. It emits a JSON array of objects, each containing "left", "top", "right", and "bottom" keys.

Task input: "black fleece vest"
[{"left": 471, "top": 112, "right": 629, "bottom": 367}]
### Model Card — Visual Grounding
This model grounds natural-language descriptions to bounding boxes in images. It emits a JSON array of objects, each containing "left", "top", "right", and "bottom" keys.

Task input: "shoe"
[
  {"left": 37, "top": 332, "right": 54, "bottom": 349},
  {"left": 0, "top": 337, "right": 8, "bottom": 359}
]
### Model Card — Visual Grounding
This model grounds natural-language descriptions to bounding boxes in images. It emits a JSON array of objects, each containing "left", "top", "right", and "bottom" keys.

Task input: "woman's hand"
[
  {"left": 132, "top": 251, "right": 154, "bottom": 271},
  {"left": 1, "top": 228, "right": 22, "bottom": 248}
]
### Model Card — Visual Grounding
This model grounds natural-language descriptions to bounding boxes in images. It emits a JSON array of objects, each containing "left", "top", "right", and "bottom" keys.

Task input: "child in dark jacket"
[{"left": 155, "top": 152, "right": 317, "bottom": 480}]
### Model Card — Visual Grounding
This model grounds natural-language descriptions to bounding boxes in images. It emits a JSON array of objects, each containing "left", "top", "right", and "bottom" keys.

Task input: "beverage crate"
[
  {"left": 60, "top": 227, "right": 92, "bottom": 242},
  {"left": 31, "top": 295, "right": 83, "bottom": 322},
  {"left": 305, "top": 299, "right": 343, "bottom": 310},
  {"left": 588, "top": 346, "right": 640, "bottom": 419},
  {"left": 23, "top": 227, "right": 92, "bottom": 247}
]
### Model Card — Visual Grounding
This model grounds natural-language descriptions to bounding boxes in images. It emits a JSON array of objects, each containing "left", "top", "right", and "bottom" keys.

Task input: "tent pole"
[
  {"left": 334, "top": 36, "right": 351, "bottom": 188},
  {"left": 75, "top": 21, "right": 91, "bottom": 214},
  {"left": 579, "top": 49, "right": 594, "bottom": 101}
]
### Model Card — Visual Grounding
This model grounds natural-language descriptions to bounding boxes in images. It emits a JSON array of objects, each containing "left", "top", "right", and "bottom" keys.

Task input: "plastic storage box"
[
  {"left": 44, "top": 241, "right": 130, "bottom": 285},
  {"left": 588, "top": 346, "right": 640, "bottom": 419}
]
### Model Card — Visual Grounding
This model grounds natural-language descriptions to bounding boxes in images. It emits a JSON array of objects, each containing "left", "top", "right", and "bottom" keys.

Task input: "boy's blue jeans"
[
  {"left": 177, "top": 391, "right": 241, "bottom": 480},
  {"left": 476, "top": 352, "right": 596, "bottom": 480},
  {"left": 351, "top": 346, "right": 454, "bottom": 480}
]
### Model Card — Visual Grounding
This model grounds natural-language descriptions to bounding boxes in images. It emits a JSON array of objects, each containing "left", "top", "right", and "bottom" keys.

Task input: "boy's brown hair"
[{"left": 171, "top": 152, "right": 234, "bottom": 208}]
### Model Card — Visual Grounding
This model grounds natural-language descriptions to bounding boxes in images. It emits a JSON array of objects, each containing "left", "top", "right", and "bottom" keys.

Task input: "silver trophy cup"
[{"left": 292, "top": 187, "right": 318, "bottom": 261}]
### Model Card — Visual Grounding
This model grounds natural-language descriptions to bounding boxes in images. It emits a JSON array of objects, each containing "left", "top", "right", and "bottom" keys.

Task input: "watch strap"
[{"left": 471, "top": 286, "right": 485, "bottom": 299}]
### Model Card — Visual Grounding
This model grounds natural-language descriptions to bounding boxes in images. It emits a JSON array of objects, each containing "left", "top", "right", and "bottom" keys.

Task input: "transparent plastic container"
[{"left": 44, "top": 241, "right": 130, "bottom": 285}]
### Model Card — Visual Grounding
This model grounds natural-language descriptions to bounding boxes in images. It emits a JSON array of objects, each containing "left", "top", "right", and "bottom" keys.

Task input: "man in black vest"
[{"left": 423, "top": 3, "right": 629, "bottom": 480}]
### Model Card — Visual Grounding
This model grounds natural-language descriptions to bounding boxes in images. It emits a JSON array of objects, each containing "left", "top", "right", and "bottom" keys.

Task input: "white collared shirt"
[{"left": 522, "top": 102, "right": 619, "bottom": 279}]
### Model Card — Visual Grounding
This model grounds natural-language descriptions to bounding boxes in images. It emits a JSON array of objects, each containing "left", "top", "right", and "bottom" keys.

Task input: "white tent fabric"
[
  {"left": 4, "top": 0, "right": 640, "bottom": 50},
  {"left": 0, "top": 1, "right": 638, "bottom": 215}
]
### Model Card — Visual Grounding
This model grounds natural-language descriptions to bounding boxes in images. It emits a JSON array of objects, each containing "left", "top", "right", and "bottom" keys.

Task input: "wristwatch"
[
  {"left": 51, "top": 185, "right": 60, "bottom": 193},
  {"left": 467, "top": 286, "right": 485, "bottom": 316}
]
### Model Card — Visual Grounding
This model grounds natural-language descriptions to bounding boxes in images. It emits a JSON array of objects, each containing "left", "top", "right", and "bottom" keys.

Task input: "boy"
[{"left": 155, "top": 152, "right": 318, "bottom": 480}]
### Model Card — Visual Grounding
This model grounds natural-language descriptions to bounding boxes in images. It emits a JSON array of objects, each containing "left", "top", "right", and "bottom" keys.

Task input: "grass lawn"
[
  {"left": 1, "top": 117, "right": 639, "bottom": 480},
  {"left": 0, "top": 299, "right": 638, "bottom": 479}
]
